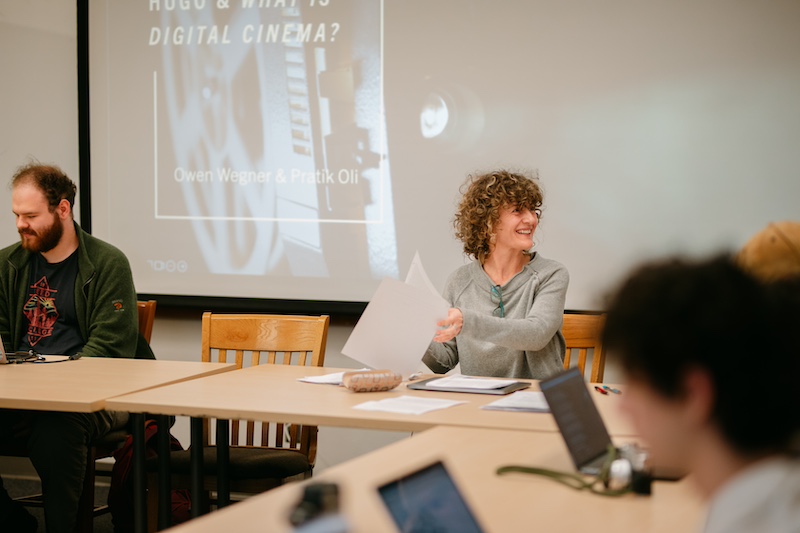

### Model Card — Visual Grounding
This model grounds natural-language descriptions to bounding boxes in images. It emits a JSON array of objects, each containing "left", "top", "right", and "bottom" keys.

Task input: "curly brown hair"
[{"left": 454, "top": 170, "right": 543, "bottom": 263}]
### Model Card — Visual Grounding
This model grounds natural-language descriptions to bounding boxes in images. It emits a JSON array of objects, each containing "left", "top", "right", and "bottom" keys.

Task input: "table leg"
[
  {"left": 190, "top": 417, "right": 205, "bottom": 517},
  {"left": 216, "top": 420, "right": 230, "bottom": 508},
  {"left": 132, "top": 413, "right": 147, "bottom": 533},
  {"left": 156, "top": 414, "right": 172, "bottom": 530}
]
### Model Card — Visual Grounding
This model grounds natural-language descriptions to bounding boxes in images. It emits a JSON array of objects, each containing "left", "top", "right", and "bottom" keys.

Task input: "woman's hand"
[{"left": 433, "top": 308, "right": 463, "bottom": 343}]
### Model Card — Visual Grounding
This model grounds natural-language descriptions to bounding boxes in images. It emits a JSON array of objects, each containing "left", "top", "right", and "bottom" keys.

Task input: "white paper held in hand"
[
  {"left": 405, "top": 252, "right": 449, "bottom": 305},
  {"left": 342, "top": 254, "right": 449, "bottom": 378}
]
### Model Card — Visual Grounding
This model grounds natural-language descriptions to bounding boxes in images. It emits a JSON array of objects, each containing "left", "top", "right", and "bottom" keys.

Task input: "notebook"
[
  {"left": 378, "top": 461, "right": 485, "bottom": 533},
  {"left": 539, "top": 367, "right": 685, "bottom": 480},
  {"left": 407, "top": 376, "right": 530, "bottom": 395}
]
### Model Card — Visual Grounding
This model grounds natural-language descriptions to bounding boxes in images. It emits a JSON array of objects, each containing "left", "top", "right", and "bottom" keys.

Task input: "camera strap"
[{"left": 496, "top": 445, "right": 632, "bottom": 497}]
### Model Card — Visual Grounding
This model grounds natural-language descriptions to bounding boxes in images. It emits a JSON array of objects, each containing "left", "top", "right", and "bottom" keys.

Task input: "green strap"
[{"left": 496, "top": 445, "right": 631, "bottom": 497}]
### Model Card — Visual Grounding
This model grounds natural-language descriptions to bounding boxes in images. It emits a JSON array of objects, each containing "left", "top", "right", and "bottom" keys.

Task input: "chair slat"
[{"left": 562, "top": 314, "right": 606, "bottom": 383}]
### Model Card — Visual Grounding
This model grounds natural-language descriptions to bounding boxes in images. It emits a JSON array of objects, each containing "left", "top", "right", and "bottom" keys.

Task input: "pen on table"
[
  {"left": 602, "top": 385, "right": 621, "bottom": 394},
  {"left": 594, "top": 386, "right": 608, "bottom": 395}
]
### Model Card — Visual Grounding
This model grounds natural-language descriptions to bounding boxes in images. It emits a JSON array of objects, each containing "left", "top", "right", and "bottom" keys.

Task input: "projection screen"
[{"left": 89, "top": 0, "right": 800, "bottom": 310}]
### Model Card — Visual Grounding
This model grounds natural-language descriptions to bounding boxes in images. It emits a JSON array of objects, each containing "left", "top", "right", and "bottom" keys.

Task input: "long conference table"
[
  {"left": 160, "top": 426, "right": 705, "bottom": 533},
  {"left": 105, "top": 364, "right": 636, "bottom": 435},
  {"left": 0, "top": 357, "right": 237, "bottom": 531},
  {"left": 104, "top": 364, "right": 644, "bottom": 531}
]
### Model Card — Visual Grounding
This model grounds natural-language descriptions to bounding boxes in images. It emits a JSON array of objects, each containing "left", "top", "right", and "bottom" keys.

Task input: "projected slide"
[
  {"left": 91, "top": 1, "right": 800, "bottom": 308},
  {"left": 93, "top": 0, "right": 397, "bottom": 302}
]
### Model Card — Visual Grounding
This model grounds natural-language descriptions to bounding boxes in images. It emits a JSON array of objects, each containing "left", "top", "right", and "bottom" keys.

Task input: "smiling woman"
[{"left": 422, "top": 170, "right": 569, "bottom": 379}]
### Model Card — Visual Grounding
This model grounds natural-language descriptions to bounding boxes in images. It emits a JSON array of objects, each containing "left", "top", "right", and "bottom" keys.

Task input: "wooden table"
[
  {"left": 160, "top": 425, "right": 704, "bottom": 533},
  {"left": 105, "top": 364, "right": 636, "bottom": 530},
  {"left": 0, "top": 357, "right": 235, "bottom": 412},
  {"left": 105, "top": 364, "right": 635, "bottom": 435},
  {"left": 0, "top": 357, "right": 236, "bottom": 533}
]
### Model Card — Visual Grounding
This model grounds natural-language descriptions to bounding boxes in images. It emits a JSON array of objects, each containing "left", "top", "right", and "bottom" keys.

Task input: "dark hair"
[
  {"left": 11, "top": 163, "right": 77, "bottom": 212},
  {"left": 454, "top": 170, "right": 543, "bottom": 264},
  {"left": 602, "top": 255, "right": 800, "bottom": 454}
]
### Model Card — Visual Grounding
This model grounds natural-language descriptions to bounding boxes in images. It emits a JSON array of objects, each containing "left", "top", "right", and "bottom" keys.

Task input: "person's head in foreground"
[
  {"left": 454, "top": 170, "right": 543, "bottom": 264},
  {"left": 602, "top": 255, "right": 800, "bottom": 532}
]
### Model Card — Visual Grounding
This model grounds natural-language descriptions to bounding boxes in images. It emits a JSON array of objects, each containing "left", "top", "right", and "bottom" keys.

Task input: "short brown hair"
[
  {"left": 454, "top": 170, "right": 543, "bottom": 263},
  {"left": 11, "top": 163, "right": 77, "bottom": 212}
]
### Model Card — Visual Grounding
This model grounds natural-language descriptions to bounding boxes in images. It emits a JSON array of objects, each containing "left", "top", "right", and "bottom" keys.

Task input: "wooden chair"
[
  {"left": 8, "top": 299, "right": 158, "bottom": 532},
  {"left": 145, "top": 312, "right": 330, "bottom": 531},
  {"left": 562, "top": 313, "right": 606, "bottom": 383},
  {"left": 137, "top": 300, "right": 157, "bottom": 345},
  {"left": 69, "top": 299, "right": 159, "bottom": 532}
]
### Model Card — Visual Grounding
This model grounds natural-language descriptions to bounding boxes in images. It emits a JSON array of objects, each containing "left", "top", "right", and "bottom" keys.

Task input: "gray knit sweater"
[{"left": 422, "top": 253, "right": 568, "bottom": 379}]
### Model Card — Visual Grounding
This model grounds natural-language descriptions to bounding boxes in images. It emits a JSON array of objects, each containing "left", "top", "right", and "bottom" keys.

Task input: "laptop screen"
[
  {"left": 378, "top": 461, "right": 484, "bottom": 533},
  {"left": 539, "top": 367, "right": 613, "bottom": 470}
]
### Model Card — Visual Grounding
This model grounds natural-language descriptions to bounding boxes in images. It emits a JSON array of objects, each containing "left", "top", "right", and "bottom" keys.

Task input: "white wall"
[{"left": 0, "top": 0, "right": 79, "bottom": 242}]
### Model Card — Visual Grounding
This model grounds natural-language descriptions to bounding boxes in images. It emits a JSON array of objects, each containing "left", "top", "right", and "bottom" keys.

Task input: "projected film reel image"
[{"left": 155, "top": 0, "right": 398, "bottom": 284}]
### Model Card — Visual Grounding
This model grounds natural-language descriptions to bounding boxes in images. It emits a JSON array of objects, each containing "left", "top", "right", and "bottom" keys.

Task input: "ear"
[
  {"left": 55, "top": 198, "right": 72, "bottom": 220},
  {"left": 681, "top": 366, "right": 716, "bottom": 427}
]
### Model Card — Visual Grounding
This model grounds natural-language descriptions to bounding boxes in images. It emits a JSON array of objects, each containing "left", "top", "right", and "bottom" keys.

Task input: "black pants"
[{"left": 0, "top": 409, "right": 127, "bottom": 533}]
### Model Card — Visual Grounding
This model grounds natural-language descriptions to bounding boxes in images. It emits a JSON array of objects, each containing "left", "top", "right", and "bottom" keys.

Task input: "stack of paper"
[
  {"left": 481, "top": 391, "right": 550, "bottom": 413},
  {"left": 425, "top": 375, "right": 517, "bottom": 390}
]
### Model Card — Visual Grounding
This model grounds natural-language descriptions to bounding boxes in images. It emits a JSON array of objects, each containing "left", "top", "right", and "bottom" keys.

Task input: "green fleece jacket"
[{"left": 0, "top": 222, "right": 138, "bottom": 358}]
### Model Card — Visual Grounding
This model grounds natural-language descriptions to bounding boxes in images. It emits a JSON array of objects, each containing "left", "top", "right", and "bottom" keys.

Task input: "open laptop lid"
[
  {"left": 539, "top": 367, "right": 613, "bottom": 472},
  {"left": 378, "top": 461, "right": 485, "bottom": 533}
]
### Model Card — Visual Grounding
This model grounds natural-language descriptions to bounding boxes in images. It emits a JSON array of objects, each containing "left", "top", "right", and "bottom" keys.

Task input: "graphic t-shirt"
[{"left": 20, "top": 249, "right": 85, "bottom": 356}]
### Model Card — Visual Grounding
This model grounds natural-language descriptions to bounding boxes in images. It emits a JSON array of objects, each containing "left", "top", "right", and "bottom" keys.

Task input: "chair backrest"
[
  {"left": 199, "top": 312, "right": 330, "bottom": 466},
  {"left": 561, "top": 313, "right": 606, "bottom": 383},
  {"left": 137, "top": 300, "right": 157, "bottom": 343}
]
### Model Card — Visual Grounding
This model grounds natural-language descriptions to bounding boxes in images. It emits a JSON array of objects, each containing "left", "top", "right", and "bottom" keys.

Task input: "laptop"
[
  {"left": 378, "top": 461, "right": 485, "bottom": 533},
  {"left": 539, "top": 367, "right": 614, "bottom": 475},
  {"left": 539, "top": 367, "right": 685, "bottom": 480}
]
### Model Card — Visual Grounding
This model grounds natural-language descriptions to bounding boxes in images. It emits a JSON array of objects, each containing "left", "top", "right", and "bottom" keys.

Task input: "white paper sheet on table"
[
  {"left": 297, "top": 369, "right": 371, "bottom": 385},
  {"left": 481, "top": 391, "right": 550, "bottom": 412},
  {"left": 353, "top": 395, "right": 466, "bottom": 415},
  {"left": 341, "top": 254, "right": 449, "bottom": 378}
]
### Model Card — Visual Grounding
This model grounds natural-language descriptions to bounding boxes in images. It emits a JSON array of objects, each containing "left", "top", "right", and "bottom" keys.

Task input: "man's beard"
[{"left": 19, "top": 214, "right": 64, "bottom": 254}]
